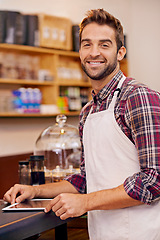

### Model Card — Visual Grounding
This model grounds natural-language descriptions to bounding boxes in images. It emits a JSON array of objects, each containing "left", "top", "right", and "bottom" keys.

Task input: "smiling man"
[
  {"left": 3, "top": 9, "right": 160, "bottom": 240},
  {"left": 79, "top": 21, "right": 125, "bottom": 92},
  {"left": 80, "top": 24, "right": 120, "bottom": 77}
]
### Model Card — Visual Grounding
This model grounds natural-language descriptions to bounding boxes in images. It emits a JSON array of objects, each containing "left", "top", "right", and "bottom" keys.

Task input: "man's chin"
[
  {"left": 89, "top": 76, "right": 104, "bottom": 81},
  {"left": 85, "top": 71, "right": 107, "bottom": 81},
  {"left": 83, "top": 69, "right": 104, "bottom": 80}
]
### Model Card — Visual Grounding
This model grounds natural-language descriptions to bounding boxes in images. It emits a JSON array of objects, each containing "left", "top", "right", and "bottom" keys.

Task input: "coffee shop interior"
[{"left": 0, "top": 0, "right": 159, "bottom": 239}]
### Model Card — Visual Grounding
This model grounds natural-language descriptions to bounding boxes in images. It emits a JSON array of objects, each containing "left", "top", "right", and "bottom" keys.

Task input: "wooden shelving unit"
[{"left": 0, "top": 43, "right": 128, "bottom": 118}]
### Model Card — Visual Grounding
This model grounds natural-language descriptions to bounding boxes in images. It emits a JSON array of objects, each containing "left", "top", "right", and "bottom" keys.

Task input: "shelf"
[
  {"left": 0, "top": 78, "right": 91, "bottom": 87},
  {"left": 0, "top": 112, "right": 57, "bottom": 117},
  {"left": 0, "top": 78, "right": 54, "bottom": 85},
  {"left": 0, "top": 111, "right": 80, "bottom": 118},
  {"left": 0, "top": 43, "right": 80, "bottom": 57},
  {"left": 56, "top": 79, "right": 91, "bottom": 87}
]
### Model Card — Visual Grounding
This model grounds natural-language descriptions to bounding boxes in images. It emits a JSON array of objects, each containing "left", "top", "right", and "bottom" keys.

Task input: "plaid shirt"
[{"left": 66, "top": 70, "right": 160, "bottom": 205}]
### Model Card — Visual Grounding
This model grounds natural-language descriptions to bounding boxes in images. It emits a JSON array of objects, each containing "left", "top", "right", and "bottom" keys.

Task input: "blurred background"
[
  {"left": 0, "top": 0, "right": 159, "bottom": 157},
  {"left": 0, "top": 0, "right": 159, "bottom": 90}
]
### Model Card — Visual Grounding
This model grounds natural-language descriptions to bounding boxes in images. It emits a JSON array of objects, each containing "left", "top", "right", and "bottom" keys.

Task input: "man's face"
[{"left": 79, "top": 23, "right": 119, "bottom": 81}]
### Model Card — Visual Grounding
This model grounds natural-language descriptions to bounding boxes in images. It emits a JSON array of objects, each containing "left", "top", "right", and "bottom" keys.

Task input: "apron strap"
[
  {"left": 88, "top": 74, "right": 126, "bottom": 114},
  {"left": 108, "top": 75, "right": 126, "bottom": 110}
]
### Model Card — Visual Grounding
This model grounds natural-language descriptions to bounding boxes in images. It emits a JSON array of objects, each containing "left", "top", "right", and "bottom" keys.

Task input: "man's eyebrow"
[
  {"left": 81, "top": 39, "right": 112, "bottom": 44},
  {"left": 99, "top": 39, "right": 112, "bottom": 44},
  {"left": 81, "top": 38, "right": 91, "bottom": 43}
]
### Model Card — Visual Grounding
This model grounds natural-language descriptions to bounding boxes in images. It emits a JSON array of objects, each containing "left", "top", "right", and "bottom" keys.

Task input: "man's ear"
[{"left": 117, "top": 46, "right": 126, "bottom": 61}]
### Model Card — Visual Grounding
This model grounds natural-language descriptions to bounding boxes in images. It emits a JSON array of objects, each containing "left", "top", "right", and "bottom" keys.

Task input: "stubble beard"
[{"left": 81, "top": 57, "right": 118, "bottom": 81}]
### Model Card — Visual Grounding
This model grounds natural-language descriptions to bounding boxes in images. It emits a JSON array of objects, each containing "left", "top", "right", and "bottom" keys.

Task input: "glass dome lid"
[{"left": 34, "top": 115, "right": 81, "bottom": 170}]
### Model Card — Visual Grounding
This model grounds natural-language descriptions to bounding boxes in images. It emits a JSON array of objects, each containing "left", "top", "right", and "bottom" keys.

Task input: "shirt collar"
[{"left": 91, "top": 70, "right": 123, "bottom": 103}]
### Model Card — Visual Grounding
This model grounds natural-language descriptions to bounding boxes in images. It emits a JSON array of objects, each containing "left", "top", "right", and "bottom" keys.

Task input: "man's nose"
[{"left": 89, "top": 45, "right": 100, "bottom": 57}]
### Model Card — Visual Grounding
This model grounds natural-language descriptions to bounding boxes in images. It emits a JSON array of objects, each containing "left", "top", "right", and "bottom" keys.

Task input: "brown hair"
[{"left": 79, "top": 9, "right": 124, "bottom": 52}]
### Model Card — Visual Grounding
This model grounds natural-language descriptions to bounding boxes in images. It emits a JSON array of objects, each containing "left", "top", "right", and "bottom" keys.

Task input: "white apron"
[{"left": 83, "top": 76, "right": 160, "bottom": 240}]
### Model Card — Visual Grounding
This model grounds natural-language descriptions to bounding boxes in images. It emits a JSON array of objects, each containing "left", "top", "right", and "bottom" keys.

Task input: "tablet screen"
[{"left": 2, "top": 199, "right": 52, "bottom": 211}]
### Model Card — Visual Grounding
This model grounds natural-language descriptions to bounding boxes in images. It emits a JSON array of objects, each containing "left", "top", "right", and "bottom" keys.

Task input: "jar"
[
  {"left": 29, "top": 155, "right": 45, "bottom": 185},
  {"left": 18, "top": 160, "right": 29, "bottom": 185},
  {"left": 34, "top": 115, "right": 81, "bottom": 172},
  {"left": 65, "top": 165, "right": 76, "bottom": 176},
  {"left": 52, "top": 165, "right": 66, "bottom": 182}
]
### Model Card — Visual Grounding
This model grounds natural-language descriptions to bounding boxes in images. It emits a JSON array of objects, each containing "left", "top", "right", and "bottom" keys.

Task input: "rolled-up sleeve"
[
  {"left": 65, "top": 147, "right": 86, "bottom": 193},
  {"left": 123, "top": 86, "right": 160, "bottom": 204},
  {"left": 64, "top": 101, "right": 93, "bottom": 194},
  {"left": 65, "top": 171, "right": 86, "bottom": 194}
]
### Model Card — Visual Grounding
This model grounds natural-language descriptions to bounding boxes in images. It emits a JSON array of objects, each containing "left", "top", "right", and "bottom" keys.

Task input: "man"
[{"left": 3, "top": 9, "right": 160, "bottom": 239}]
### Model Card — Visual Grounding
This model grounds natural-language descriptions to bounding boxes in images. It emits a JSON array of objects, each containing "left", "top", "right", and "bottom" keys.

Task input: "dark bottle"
[
  {"left": 29, "top": 155, "right": 45, "bottom": 185},
  {"left": 31, "top": 171, "right": 45, "bottom": 185}
]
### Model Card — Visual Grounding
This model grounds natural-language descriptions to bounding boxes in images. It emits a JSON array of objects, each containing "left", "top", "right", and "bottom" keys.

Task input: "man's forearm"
[
  {"left": 34, "top": 180, "right": 79, "bottom": 198},
  {"left": 85, "top": 184, "right": 143, "bottom": 212}
]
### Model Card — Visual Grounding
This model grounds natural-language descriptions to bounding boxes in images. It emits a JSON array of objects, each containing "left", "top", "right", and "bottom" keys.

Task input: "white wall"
[
  {"left": 0, "top": 116, "right": 79, "bottom": 156},
  {"left": 0, "top": 0, "right": 130, "bottom": 27},
  {"left": 0, "top": 0, "right": 159, "bottom": 90},
  {"left": 128, "top": 0, "right": 160, "bottom": 90},
  {"left": 0, "top": 0, "right": 159, "bottom": 156}
]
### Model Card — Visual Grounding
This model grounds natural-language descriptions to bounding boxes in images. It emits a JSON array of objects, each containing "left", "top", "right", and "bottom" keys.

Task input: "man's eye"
[
  {"left": 101, "top": 44, "right": 109, "bottom": 48},
  {"left": 82, "top": 43, "right": 90, "bottom": 47}
]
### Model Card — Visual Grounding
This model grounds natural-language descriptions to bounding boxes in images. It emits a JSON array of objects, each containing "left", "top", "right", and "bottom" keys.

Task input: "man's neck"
[{"left": 90, "top": 66, "right": 120, "bottom": 95}]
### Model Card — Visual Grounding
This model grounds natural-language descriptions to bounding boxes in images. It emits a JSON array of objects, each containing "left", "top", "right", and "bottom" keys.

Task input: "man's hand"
[
  {"left": 3, "top": 184, "right": 39, "bottom": 204},
  {"left": 44, "top": 193, "right": 87, "bottom": 220}
]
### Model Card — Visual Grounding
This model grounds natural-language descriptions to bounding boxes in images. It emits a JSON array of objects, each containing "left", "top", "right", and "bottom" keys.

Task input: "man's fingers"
[
  {"left": 59, "top": 212, "right": 69, "bottom": 220},
  {"left": 56, "top": 207, "right": 74, "bottom": 220},
  {"left": 3, "top": 184, "right": 36, "bottom": 206},
  {"left": 44, "top": 194, "right": 74, "bottom": 220},
  {"left": 10, "top": 184, "right": 22, "bottom": 204},
  {"left": 44, "top": 204, "right": 52, "bottom": 213},
  {"left": 3, "top": 185, "right": 20, "bottom": 204},
  {"left": 54, "top": 205, "right": 66, "bottom": 217},
  {"left": 15, "top": 191, "right": 29, "bottom": 204},
  {"left": 3, "top": 187, "right": 13, "bottom": 203},
  {"left": 44, "top": 197, "right": 59, "bottom": 213}
]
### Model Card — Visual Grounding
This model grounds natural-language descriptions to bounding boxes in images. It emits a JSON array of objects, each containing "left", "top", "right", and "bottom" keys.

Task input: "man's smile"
[{"left": 86, "top": 60, "right": 105, "bottom": 67}]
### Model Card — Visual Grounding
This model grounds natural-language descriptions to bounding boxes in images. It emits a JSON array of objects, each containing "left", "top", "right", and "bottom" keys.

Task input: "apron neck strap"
[
  {"left": 88, "top": 75, "right": 126, "bottom": 114},
  {"left": 108, "top": 75, "right": 126, "bottom": 110}
]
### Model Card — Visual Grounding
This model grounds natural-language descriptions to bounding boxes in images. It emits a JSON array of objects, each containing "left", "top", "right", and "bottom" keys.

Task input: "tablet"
[{"left": 2, "top": 199, "right": 52, "bottom": 211}]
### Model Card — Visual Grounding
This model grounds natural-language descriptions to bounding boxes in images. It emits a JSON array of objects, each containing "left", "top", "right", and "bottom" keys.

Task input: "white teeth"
[{"left": 89, "top": 62, "right": 101, "bottom": 64}]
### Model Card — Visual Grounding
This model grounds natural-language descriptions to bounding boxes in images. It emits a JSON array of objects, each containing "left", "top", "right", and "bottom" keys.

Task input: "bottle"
[
  {"left": 19, "top": 87, "right": 28, "bottom": 113},
  {"left": 29, "top": 155, "right": 45, "bottom": 185},
  {"left": 12, "top": 89, "right": 23, "bottom": 113},
  {"left": 33, "top": 88, "right": 42, "bottom": 113},
  {"left": 18, "top": 161, "right": 30, "bottom": 185}
]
